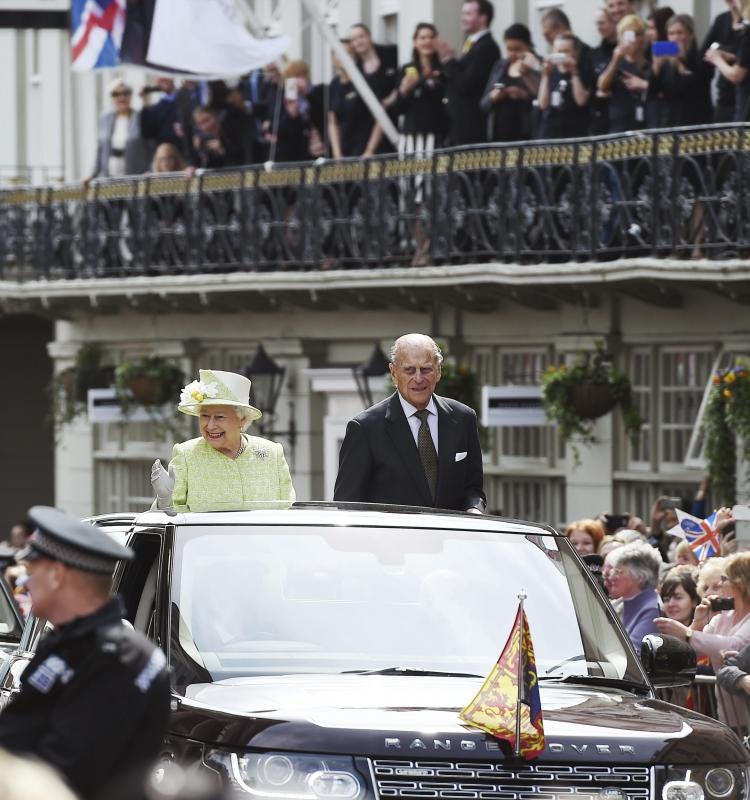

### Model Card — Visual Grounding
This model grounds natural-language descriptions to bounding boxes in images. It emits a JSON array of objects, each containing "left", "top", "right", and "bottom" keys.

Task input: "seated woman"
[{"left": 151, "top": 369, "right": 295, "bottom": 512}]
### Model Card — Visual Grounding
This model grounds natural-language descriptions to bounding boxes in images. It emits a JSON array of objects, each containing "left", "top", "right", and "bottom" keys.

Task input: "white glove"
[{"left": 151, "top": 459, "right": 175, "bottom": 510}]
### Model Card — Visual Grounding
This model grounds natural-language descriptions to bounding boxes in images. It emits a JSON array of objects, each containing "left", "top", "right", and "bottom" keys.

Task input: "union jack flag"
[
  {"left": 71, "top": 0, "right": 126, "bottom": 71},
  {"left": 668, "top": 510, "right": 721, "bottom": 560}
]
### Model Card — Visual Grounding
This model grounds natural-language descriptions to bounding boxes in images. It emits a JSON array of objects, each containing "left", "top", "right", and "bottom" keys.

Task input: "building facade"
[{"left": 0, "top": 0, "right": 744, "bottom": 533}]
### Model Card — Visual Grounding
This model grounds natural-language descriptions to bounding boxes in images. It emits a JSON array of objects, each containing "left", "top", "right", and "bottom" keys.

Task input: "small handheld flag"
[
  {"left": 459, "top": 593, "right": 544, "bottom": 760},
  {"left": 667, "top": 510, "right": 721, "bottom": 561}
]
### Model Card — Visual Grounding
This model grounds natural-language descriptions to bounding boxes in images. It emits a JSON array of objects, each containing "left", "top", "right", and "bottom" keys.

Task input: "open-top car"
[{"left": 0, "top": 503, "right": 747, "bottom": 798}]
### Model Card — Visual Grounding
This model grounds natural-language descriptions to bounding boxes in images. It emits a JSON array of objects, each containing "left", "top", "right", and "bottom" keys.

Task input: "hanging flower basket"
[
  {"left": 542, "top": 345, "right": 643, "bottom": 463},
  {"left": 570, "top": 383, "right": 618, "bottom": 420},
  {"left": 49, "top": 343, "right": 114, "bottom": 430},
  {"left": 115, "top": 356, "right": 185, "bottom": 408}
]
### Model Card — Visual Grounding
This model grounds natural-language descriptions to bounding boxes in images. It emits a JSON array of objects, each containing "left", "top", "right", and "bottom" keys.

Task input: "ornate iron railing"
[{"left": 1, "top": 124, "right": 748, "bottom": 280}]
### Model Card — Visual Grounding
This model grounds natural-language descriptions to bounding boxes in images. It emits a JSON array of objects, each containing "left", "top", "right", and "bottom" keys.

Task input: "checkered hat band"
[{"left": 29, "top": 530, "right": 117, "bottom": 574}]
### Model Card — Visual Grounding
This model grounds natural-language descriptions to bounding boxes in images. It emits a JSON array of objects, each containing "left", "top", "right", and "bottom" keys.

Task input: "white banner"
[{"left": 147, "top": 0, "right": 289, "bottom": 76}]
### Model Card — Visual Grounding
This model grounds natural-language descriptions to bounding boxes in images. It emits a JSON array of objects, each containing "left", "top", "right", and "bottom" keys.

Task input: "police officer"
[{"left": 0, "top": 506, "right": 171, "bottom": 800}]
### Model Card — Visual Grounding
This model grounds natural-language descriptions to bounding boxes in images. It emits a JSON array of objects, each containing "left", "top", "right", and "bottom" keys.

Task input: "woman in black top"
[
  {"left": 387, "top": 23, "right": 449, "bottom": 149},
  {"left": 331, "top": 23, "right": 396, "bottom": 157},
  {"left": 480, "top": 23, "right": 541, "bottom": 142},
  {"left": 537, "top": 33, "right": 591, "bottom": 139},
  {"left": 650, "top": 14, "right": 712, "bottom": 128},
  {"left": 598, "top": 15, "right": 656, "bottom": 133}
]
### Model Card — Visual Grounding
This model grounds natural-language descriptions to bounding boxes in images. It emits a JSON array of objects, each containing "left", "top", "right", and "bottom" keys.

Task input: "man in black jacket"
[
  {"left": 438, "top": 0, "right": 500, "bottom": 145},
  {"left": 334, "top": 334, "right": 486, "bottom": 513},
  {"left": 0, "top": 507, "right": 171, "bottom": 800}
]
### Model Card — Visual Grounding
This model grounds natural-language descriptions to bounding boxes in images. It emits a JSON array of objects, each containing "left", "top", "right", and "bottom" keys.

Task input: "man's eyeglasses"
[{"left": 111, "top": 90, "right": 131, "bottom": 98}]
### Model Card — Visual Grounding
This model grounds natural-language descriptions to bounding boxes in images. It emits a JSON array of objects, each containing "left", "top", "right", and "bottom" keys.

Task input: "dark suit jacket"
[
  {"left": 443, "top": 33, "right": 501, "bottom": 145},
  {"left": 334, "top": 392, "right": 486, "bottom": 512}
]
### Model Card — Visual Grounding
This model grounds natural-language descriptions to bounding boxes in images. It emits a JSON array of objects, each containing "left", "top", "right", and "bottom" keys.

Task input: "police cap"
[{"left": 17, "top": 506, "right": 134, "bottom": 574}]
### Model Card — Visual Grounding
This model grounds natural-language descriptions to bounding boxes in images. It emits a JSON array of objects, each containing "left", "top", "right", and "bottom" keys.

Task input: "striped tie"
[{"left": 415, "top": 409, "right": 438, "bottom": 500}]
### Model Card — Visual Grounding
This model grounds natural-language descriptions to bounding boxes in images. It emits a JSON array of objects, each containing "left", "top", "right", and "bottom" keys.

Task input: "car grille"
[{"left": 371, "top": 760, "right": 651, "bottom": 800}]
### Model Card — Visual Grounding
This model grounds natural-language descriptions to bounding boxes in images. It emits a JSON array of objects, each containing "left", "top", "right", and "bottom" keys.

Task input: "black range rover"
[{"left": 0, "top": 504, "right": 746, "bottom": 799}]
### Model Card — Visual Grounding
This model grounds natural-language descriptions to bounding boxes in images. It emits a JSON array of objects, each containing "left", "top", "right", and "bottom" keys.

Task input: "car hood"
[{"left": 169, "top": 674, "right": 746, "bottom": 764}]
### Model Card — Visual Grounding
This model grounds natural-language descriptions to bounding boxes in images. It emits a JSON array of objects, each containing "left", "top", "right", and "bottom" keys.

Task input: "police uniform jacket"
[{"left": 0, "top": 597, "right": 170, "bottom": 799}]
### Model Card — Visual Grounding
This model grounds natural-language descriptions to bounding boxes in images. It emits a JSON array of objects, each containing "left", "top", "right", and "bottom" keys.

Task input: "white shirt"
[
  {"left": 399, "top": 394, "right": 439, "bottom": 454},
  {"left": 468, "top": 29, "right": 490, "bottom": 45}
]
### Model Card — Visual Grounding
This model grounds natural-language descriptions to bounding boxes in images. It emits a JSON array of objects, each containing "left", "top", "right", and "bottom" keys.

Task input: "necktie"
[
  {"left": 462, "top": 38, "right": 473, "bottom": 55},
  {"left": 414, "top": 409, "right": 438, "bottom": 500}
]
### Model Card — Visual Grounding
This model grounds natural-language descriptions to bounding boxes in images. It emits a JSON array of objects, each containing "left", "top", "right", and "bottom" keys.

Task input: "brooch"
[{"left": 254, "top": 449, "right": 269, "bottom": 459}]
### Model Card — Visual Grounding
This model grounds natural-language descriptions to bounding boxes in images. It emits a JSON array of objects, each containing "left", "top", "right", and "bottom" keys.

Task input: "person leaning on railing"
[{"left": 654, "top": 551, "right": 750, "bottom": 730}]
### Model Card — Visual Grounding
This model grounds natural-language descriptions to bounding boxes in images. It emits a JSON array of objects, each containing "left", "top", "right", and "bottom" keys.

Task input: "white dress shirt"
[{"left": 398, "top": 394, "right": 439, "bottom": 453}]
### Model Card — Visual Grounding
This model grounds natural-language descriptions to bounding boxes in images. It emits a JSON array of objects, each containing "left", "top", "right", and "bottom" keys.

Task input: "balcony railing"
[{"left": 1, "top": 124, "right": 748, "bottom": 281}]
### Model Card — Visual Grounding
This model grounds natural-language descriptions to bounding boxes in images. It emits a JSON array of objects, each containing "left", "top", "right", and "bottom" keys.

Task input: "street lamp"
[
  {"left": 242, "top": 344, "right": 297, "bottom": 467},
  {"left": 353, "top": 343, "right": 390, "bottom": 409}
]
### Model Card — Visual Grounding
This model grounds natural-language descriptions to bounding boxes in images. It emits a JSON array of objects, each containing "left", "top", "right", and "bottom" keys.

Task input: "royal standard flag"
[{"left": 459, "top": 601, "right": 544, "bottom": 760}]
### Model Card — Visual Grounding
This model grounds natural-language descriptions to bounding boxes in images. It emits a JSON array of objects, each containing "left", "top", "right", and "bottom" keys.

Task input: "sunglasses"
[{"left": 111, "top": 90, "right": 131, "bottom": 98}]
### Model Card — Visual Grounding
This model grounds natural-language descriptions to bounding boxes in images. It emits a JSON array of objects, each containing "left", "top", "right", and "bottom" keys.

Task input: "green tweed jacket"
[{"left": 170, "top": 436, "right": 295, "bottom": 512}]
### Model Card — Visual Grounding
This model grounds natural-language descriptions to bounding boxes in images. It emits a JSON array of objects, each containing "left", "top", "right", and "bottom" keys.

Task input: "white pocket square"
[{"left": 455, "top": 451, "right": 467, "bottom": 462}]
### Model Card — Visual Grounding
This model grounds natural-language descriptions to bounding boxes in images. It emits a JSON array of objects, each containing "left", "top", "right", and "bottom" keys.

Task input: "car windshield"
[{"left": 169, "top": 524, "right": 644, "bottom": 691}]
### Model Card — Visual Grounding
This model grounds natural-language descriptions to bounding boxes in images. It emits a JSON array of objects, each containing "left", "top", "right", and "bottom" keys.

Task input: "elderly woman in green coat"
[{"left": 151, "top": 369, "right": 295, "bottom": 512}]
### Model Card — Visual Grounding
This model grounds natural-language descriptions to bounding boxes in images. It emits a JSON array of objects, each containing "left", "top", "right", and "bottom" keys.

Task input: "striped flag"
[
  {"left": 459, "top": 600, "right": 544, "bottom": 760},
  {"left": 71, "top": 0, "right": 126, "bottom": 71},
  {"left": 667, "top": 510, "right": 721, "bottom": 561}
]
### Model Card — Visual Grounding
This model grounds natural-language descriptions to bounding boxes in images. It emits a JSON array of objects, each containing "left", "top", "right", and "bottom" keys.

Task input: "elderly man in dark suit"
[
  {"left": 438, "top": 0, "right": 501, "bottom": 145},
  {"left": 334, "top": 334, "right": 486, "bottom": 513}
]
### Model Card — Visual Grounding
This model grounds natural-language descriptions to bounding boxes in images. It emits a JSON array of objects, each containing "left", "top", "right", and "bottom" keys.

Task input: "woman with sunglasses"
[{"left": 84, "top": 78, "right": 151, "bottom": 185}]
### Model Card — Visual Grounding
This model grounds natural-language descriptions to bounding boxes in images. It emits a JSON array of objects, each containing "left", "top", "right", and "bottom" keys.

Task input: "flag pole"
[
  {"left": 515, "top": 590, "right": 526, "bottom": 758},
  {"left": 297, "top": 0, "right": 400, "bottom": 147}
]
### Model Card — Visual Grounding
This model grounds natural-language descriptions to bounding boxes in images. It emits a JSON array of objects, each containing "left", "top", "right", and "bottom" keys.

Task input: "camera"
[
  {"left": 548, "top": 53, "right": 569, "bottom": 65},
  {"left": 604, "top": 513, "right": 629, "bottom": 533},
  {"left": 623, "top": 30, "right": 637, "bottom": 44},
  {"left": 710, "top": 597, "right": 735, "bottom": 612},
  {"left": 659, "top": 496, "right": 682, "bottom": 511},
  {"left": 493, "top": 83, "right": 506, "bottom": 90}
]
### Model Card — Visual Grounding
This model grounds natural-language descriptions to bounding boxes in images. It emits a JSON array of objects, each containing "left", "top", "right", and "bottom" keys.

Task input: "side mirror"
[{"left": 640, "top": 633, "right": 697, "bottom": 688}]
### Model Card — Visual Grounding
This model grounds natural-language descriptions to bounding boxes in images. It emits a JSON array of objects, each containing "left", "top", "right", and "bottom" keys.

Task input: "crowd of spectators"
[
  {"left": 564, "top": 483, "right": 750, "bottom": 733},
  {"left": 86, "top": 0, "right": 750, "bottom": 183}
]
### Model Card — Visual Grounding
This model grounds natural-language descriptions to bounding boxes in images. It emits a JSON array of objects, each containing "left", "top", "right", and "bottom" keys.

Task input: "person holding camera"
[
  {"left": 650, "top": 14, "right": 712, "bottom": 128},
  {"left": 655, "top": 552, "right": 750, "bottom": 728},
  {"left": 537, "top": 33, "right": 591, "bottom": 140},
  {"left": 598, "top": 14, "right": 655, "bottom": 133}
]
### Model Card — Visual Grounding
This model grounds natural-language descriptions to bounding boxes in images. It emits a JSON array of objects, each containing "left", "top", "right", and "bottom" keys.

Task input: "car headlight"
[
  {"left": 203, "top": 750, "right": 366, "bottom": 799},
  {"left": 662, "top": 767, "right": 748, "bottom": 800}
]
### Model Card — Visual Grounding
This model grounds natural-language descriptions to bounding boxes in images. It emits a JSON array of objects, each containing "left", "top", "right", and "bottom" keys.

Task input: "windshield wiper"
[
  {"left": 342, "top": 667, "right": 483, "bottom": 678},
  {"left": 538, "top": 675, "right": 649, "bottom": 694}
]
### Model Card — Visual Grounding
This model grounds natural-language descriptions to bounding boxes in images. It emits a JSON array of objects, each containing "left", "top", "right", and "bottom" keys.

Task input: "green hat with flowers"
[{"left": 178, "top": 369, "right": 262, "bottom": 421}]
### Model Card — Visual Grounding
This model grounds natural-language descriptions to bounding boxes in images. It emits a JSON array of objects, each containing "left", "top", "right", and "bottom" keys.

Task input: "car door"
[{"left": 0, "top": 573, "right": 23, "bottom": 661}]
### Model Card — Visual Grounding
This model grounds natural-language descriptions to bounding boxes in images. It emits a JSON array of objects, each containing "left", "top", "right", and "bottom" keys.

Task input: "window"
[
  {"left": 615, "top": 480, "right": 698, "bottom": 520},
  {"left": 96, "top": 460, "right": 154, "bottom": 513},
  {"left": 660, "top": 348, "right": 713, "bottom": 466},
  {"left": 628, "top": 348, "right": 652, "bottom": 466},
  {"left": 487, "top": 475, "right": 565, "bottom": 526},
  {"left": 499, "top": 350, "right": 550, "bottom": 461}
]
